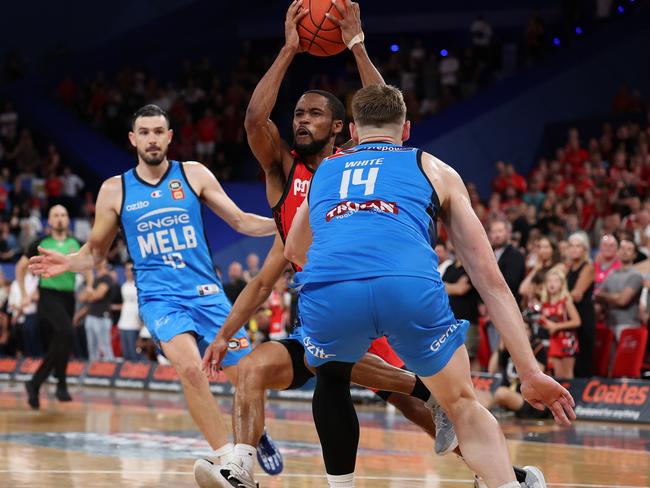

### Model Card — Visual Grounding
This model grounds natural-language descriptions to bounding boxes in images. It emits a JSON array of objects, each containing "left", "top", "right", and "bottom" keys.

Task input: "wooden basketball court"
[{"left": 0, "top": 382, "right": 648, "bottom": 487}]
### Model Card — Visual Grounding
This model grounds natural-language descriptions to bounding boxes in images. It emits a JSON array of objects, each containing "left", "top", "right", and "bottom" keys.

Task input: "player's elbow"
[
  {"left": 284, "top": 241, "right": 302, "bottom": 265},
  {"left": 244, "top": 106, "right": 266, "bottom": 132}
]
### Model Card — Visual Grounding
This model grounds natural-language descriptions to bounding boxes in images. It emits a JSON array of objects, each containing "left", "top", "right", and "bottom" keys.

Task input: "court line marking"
[
  {"left": 508, "top": 437, "right": 650, "bottom": 456},
  {"left": 0, "top": 470, "right": 645, "bottom": 487}
]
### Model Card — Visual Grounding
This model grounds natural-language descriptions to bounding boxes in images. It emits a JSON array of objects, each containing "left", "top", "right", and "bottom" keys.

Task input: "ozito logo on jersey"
[
  {"left": 303, "top": 336, "right": 336, "bottom": 359},
  {"left": 326, "top": 199, "right": 398, "bottom": 222},
  {"left": 126, "top": 200, "right": 150, "bottom": 212},
  {"left": 169, "top": 179, "right": 185, "bottom": 200}
]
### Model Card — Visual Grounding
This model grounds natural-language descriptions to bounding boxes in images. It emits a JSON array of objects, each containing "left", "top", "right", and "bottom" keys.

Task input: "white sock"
[
  {"left": 474, "top": 476, "right": 488, "bottom": 488},
  {"left": 327, "top": 473, "right": 354, "bottom": 487},
  {"left": 496, "top": 482, "right": 520, "bottom": 488},
  {"left": 213, "top": 442, "right": 234, "bottom": 464},
  {"left": 234, "top": 443, "right": 257, "bottom": 473}
]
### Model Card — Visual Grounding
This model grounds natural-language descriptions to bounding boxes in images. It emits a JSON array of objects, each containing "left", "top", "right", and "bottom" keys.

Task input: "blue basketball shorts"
[
  {"left": 297, "top": 275, "right": 469, "bottom": 377},
  {"left": 139, "top": 293, "right": 252, "bottom": 367}
]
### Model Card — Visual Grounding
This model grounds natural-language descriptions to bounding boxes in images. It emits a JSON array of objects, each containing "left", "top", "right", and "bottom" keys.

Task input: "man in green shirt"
[{"left": 15, "top": 205, "right": 88, "bottom": 409}]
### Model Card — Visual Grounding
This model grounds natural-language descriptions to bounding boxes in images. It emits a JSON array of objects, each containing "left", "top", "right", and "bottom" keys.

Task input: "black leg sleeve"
[{"left": 312, "top": 361, "right": 358, "bottom": 476}]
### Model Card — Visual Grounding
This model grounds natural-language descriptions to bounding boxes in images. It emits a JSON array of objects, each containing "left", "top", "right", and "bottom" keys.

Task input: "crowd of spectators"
[
  {"left": 53, "top": 2, "right": 627, "bottom": 180},
  {"left": 0, "top": 3, "right": 648, "bottom": 389},
  {"left": 437, "top": 96, "right": 650, "bottom": 385},
  {"left": 0, "top": 101, "right": 93, "bottom": 264}
]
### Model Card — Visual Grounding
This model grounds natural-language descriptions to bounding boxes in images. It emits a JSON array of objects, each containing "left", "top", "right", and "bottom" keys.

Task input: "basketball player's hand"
[
  {"left": 202, "top": 336, "right": 228, "bottom": 380},
  {"left": 519, "top": 371, "right": 576, "bottom": 426},
  {"left": 285, "top": 0, "right": 309, "bottom": 53},
  {"left": 327, "top": 0, "right": 362, "bottom": 47},
  {"left": 28, "top": 246, "right": 70, "bottom": 278}
]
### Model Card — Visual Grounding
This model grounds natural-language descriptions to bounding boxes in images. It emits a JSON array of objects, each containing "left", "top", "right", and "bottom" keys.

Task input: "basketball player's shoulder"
[
  {"left": 181, "top": 160, "right": 212, "bottom": 178},
  {"left": 100, "top": 175, "right": 123, "bottom": 193},
  {"left": 97, "top": 176, "right": 123, "bottom": 212},
  {"left": 418, "top": 151, "right": 462, "bottom": 201}
]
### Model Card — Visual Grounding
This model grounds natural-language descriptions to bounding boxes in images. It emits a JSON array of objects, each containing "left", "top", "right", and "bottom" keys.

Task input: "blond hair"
[
  {"left": 568, "top": 231, "right": 592, "bottom": 263},
  {"left": 352, "top": 84, "right": 406, "bottom": 127},
  {"left": 540, "top": 264, "right": 572, "bottom": 304}
]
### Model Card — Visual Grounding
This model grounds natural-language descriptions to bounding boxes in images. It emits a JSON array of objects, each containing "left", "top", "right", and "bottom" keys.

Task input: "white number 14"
[{"left": 339, "top": 168, "right": 379, "bottom": 199}]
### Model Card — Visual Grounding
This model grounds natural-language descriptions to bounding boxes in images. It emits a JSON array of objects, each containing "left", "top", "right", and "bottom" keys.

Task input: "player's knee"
[
  {"left": 237, "top": 355, "right": 266, "bottom": 388},
  {"left": 493, "top": 387, "right": 508, "bottom": 404},
  {"left": 316, "top": 361, "right": 354, "bottom": 383},
  {"left": 437, "top": 387, "right": 479, "bottom": 422},
  {"left": 177, "top": 362, "right": 206, "bottom": 389}
]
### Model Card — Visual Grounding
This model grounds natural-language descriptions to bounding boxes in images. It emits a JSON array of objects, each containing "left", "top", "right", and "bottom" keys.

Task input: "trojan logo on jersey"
[
  {"left": 325, "top": 199, "right": 398, "bottom": 222},
  {"left": 293, "top": 178, "right": 310, "bottom": 196},
  {"left": 135, "top": 207, "right": 198, "bottom": 258}
]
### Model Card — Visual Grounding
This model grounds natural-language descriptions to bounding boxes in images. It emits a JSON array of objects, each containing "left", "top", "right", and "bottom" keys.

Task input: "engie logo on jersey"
[
  {"left": 169, "top": 179, "right": 185, "bottom": 200},
  {"left": 303, "top": 336, "right": 336, "bottom": 359},
  {"left": 326, "top": 199, "right": 398, "bottom": 222},
  {"left": 126, "top": 200, "right": 150, "bottom": 212}
]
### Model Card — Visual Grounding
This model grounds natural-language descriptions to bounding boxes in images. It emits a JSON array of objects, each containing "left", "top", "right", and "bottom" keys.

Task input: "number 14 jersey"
[{"left": 299, "top": 143, "right": 442, "bottom": 285}]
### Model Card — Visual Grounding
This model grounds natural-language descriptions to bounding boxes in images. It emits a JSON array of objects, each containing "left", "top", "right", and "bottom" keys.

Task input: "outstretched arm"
[
  {"left": 29, "top": 177, "right": 121, "bottom": 277},
  {"left": 421, "top": 153, "right": 575, "bottom": 425},
  {"left": 185, "top": 162, "right": 275, "bottom": 236},
  {"left": 284, "top": 199, "right": 311, "bottom": 266},
  {"left": 244, "top": 0, "right": 308, "bottom": 173},
  {"left": 203, "top": 234, "right": 289, "bottom": 377},
  {"left": 328, "top": 0, "right": 385, "bottom": 87}
]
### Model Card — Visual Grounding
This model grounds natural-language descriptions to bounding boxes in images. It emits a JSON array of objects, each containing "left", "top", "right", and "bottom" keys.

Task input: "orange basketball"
[{"left": 298, "top": 0, "right": 347, "bottom": 57}]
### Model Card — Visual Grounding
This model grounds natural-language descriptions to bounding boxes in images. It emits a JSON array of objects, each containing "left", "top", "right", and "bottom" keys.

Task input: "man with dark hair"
[
  {"left": 285, "top": 84, "right": 574, "bottom": 488},
  {"left": 28, "top": 105, "right": 280, "bottom": 477},
  {"left": 596, "top": 236, "right": 644, "bottom": 340},
  {"left": 15, "top": 205, "right": 91, "bottom": 408},
  {"left": 489, "top": 218, "right": 526, "bottom": 304},
  {"left": 130, "top": 104, "right": 170, "bottom": 132},
  {"left": 197, "top": 2, "right": 463, "bottom": 487}
]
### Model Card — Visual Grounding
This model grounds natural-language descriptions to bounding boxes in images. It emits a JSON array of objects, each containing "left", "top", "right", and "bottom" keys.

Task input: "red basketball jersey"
[{"left": 272, "top": 151, "right": 315, "bottom": 245}]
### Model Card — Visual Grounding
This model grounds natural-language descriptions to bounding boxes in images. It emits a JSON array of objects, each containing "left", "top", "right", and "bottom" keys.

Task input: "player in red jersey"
[{"left": 195, "top": 2, "right": 543, "bottom": 488}]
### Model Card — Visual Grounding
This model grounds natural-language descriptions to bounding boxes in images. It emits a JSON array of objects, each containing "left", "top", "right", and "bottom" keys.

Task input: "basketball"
[{"left": 298, "top": 0, "right": 347, "bottom": 56}]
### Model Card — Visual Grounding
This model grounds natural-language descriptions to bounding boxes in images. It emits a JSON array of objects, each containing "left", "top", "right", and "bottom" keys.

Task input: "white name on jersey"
[{"left": 137, "top": 226, "right": 198, "bottom": 258}]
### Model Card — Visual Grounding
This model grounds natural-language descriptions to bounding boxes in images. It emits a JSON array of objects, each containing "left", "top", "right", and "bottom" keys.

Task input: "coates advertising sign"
[
  {"left": 568, "top": 378, "right": 650, "bottom": 423},
  {"left": 47, "top": 360, "right": 87, "bottom": 385},
  {"left": 148, "top": 364, "right": 182, "bottom": 392},
  {"left": 0, "top": 357, "right": 20, "bottom": 381},
  {"left": 83, "top": 361, "right": 119, "bottom": 387},
  {"left": 114, "top": 361, "right": 153, "bottom": 389}
]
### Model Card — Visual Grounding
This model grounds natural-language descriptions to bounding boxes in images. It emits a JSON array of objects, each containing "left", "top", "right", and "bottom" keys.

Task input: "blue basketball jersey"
[
  {"left": 298, "top": 142, "right": 441, "bottom": 284},
  {"left": 120, "top": 161, "right": 222, "bottom": 301}
]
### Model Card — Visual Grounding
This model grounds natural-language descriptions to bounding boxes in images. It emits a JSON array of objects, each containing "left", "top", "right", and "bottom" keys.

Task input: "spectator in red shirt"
[
  {"left": 195, "top": 109, "right": 220, "bottom": 162},
  {"left": 565, "top": 128, "right": 589, "bottom": 168},
  {"left": 578, "top": 189, "right": 599, "bottom": 231},
  {"left": 492, "top": 160, "right": 508, "bottom": 193},
  {"left": 504, "top": 163, "right": 527, "bottom": 193},
  {"left": 45, "top": 171, "right": 63, "bottom": 209}
]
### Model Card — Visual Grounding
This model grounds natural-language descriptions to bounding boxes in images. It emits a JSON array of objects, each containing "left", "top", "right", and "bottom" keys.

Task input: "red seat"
[
  {"left": 592, "top": 328, "right": 614, "bottom": 377},
  {"left": 611, "top": 327, "right": 649, "bottom": 379}
]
